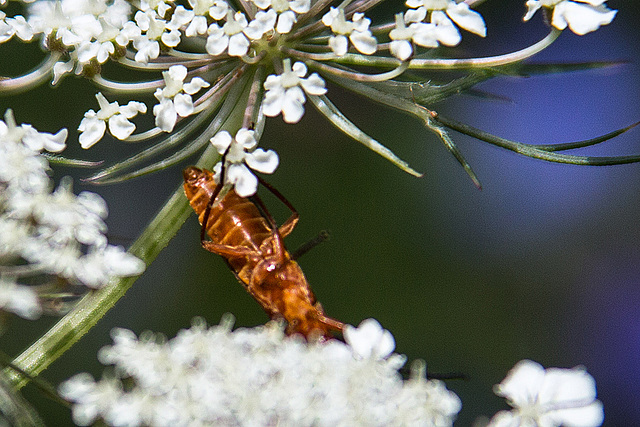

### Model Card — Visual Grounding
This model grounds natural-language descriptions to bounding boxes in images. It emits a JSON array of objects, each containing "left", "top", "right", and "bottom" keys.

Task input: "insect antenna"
[{"left": 291, "top": 230, "right": 330, "bottom": 260}]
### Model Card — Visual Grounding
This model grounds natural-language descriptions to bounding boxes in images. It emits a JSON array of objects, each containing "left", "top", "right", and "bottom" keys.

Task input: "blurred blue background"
[{"left": 1, "top": 0, "right": 639, "bottom": 425}]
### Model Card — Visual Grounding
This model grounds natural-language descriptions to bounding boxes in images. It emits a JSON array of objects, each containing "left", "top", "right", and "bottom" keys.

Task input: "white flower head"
[
  {"left": 210, "top": 128, "right": 279, "bottom": 197},
  {"left": 322, "top": 7, "right": 377, "bottom": 56},
  {"left": 488, "top": 359, "right": 604, "bottom": 427},
  {"left": 152, "top": 65, "right": 209, "bottom": 132},
  {"left": 79, "top": 92, "right": 147, "bottom": 149},
  {"left": 523, "top": 0, "right": 616, "bottom": 35},
  {"left": 61, "top": 318, "right": 462, "bottom": 426},
  {"left": 262, "top": 59, "right": 327, "bottom": 124}
]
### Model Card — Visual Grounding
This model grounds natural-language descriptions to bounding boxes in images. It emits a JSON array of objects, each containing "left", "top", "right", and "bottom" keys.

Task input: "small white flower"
[
  {"left": 75, "top": 245, "right": 146, "bottom": 288},
  {"left": 0, "top": 277, "right": 42, "bottom": 320},
  {"left": 405, "top": 0, "right": 486, "bottom": 47},
  {"left": 523, "top": 0, "right": 616, "bottom": 35},
  {"left": 78, "top": 93, "right": 147, "bottom": 149},
  {"left": 132, "top": 9, "right": 168, "bottom": 62},
  {"left": 59, "top": 373, "right": 123, "bottom": 427},
  {"left": 253, "top": 0, "right": 310, "bottom": 34},
  {"left": 206, "top": 10, "right": 250, "bottom": 56},
  {"left": 322, "top": 7, "right": 377, "bottom": 56},
  {"left": 152, "top": 65, "right": 209, "bottom": 132},
  {"left": 263, "top": 59, "right": 327, "bottom": 124},
  {"left": 389, "top": 12, "right": 443, "bottom": 60},
  {"left": 343, "top": 318, "right": 395, "bottom": 359},
  {"left": 488, "top": 359, "right": 604, "bottom": 427},
  {"left": 0, "top": 13, "right": 34, "bottom": 43},
  {"left": 210, "top": 128, "right": 279, "bottom": 197}
]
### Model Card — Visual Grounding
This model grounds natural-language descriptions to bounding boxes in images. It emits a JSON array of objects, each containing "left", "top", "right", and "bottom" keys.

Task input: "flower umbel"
[
  {"left": 2, "top": 0, "right": 630, "bottom": 193},
  {"left": 60, "top": 317, "right": 461, "bottom": 426},
  {"left": 0, "top": 110, "right": 145, "bottom": 320}
]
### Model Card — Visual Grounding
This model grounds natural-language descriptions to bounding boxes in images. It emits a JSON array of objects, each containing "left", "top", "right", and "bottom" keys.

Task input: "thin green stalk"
[
  {"left": 9, "top": 149, "right": 216, "bottom": 388},
  {"left": 5, "top": 146, "right": 217, "bottom": 389},
  {"left": 6, "top": 70, "right": 256, "bottom": 388}
]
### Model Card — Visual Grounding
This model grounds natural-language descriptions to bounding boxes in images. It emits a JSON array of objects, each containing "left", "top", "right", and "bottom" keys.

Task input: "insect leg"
[
  {"left": 317, "top": 314, "right": 345, "bottom": 332},
  {"left": 257, "top": 176, "right": 299, "bottom": 238},
  {"left": 201, "top": 155, "right": 227, "bottom": 244},
  {"left": 201, "top": 241, "right": 256, "bottom": 258}
]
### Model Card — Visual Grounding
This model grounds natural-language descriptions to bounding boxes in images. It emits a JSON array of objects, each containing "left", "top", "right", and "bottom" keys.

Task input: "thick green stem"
[
  {"left": 5, "top": 147, "right": 216, "bottom": 389},
  {"left": 6, "top": 67, "right": 254, "bottom": 390}
]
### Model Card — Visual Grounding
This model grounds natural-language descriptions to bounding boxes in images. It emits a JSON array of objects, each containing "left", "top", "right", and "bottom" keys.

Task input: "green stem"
[
  {"left": 6, "top": 67, "right": 255, "bottom": 390},
  {"left": 6, "top": 145, "right": 219, "bottom": 389}
]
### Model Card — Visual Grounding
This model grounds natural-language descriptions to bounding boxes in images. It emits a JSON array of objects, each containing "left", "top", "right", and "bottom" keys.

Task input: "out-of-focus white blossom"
[
  {"left": 78, "top": 92, "right": 147, "bottom": 149},
  {"left": 523, "top": 0, "right": 616, "bottom": 35},
  {"left": 0, "top": 110, "right": 145, "bottom": 320},
  {"left": 0, "top": 277, "right": 42, "bottom": 320},
  {"left": 488, "top": 359, "right": 604, "bottom": 427},
  {"left": 60, "top": 317, "right": 462, "bottom": 427}
]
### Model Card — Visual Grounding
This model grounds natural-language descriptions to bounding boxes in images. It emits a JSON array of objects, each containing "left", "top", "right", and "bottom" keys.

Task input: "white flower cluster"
[
  {"left": 389, "top": 0, "right": 486, "bottom": 61},
  {"left": 488, "top": 359, "right": 604, "bottom": 427},
  {"left": 0, "top": 110, "right": 145, "bottom": 319},
  {"left": 0, "top": 0, "right": 618, "bottom": 198},
  {"left": 60, "top": 317, "right": 462, "bottom": 427}
]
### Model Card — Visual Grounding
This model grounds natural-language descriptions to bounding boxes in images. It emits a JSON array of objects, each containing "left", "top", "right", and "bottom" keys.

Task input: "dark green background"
[{"left": 1, "top": 1, "right": 639, "bottom": 425}]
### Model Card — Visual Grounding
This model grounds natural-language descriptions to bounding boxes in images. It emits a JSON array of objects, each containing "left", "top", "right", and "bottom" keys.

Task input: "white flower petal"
[
  {"left": 328, "top": 34, "right": 348, "bottom": 56},
  {"left": 227, "top": 163, "right": 258, "bottom": 197},
  {"left": 183, "top": 77, "right": 210, "bottom": 95},
  {"left": 432, "top": 11, "right": 461, "bottom": 46},
  {"left": 173, "top": 93, "right": 195, "bottom": 117},
  {"left": 108, "top": 115, "right": 136, "bottom": 140},
  {"left": 446, "top": 2, "right": 486, "bottom": 37},
  {"left": 523, "top": 1, "right": 543, "bottom": 21},
  {"left": 281, "top": 87, "right": 305, "bottom": 123},
  {"left": 300, "top": 72, "right": 327, "bottom": 95},
  {"left": 78, "top": 116, "right": 107, "bottom": 149},
  {"left": 390, "top": 40, "right": 412, "bottom": 61},
  {"left": 153, "top": 98, "right": 178, "bottom": 132},
  {"left": 349, "top": 30, "right": 377, "bottom": 55},
  {"left": 276, "top": 11, "right": 296, "bottom": 34},
  {"left": 344, "top": 318, "right": 395, "bottom": 359},
  {"left": 494, "top": 360, "right": 546, "bottom": 407},
  {"left": 227, "top": 32, "right": 249, "bottom": 56},
  {"left": 245, "top": 148, "right": 279, "bottom": 174},
  {"left": 235, "top": 128, "right": 257, "bottom": 149},
  {"left": 120, "top": 101, "right": 147, "bottom": 119},
  {"left": 210, "top": 131, "right": 233, "bottom": 154},
  {"left": 553, "top": 1, "right": 616, "bottom": 35}
]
